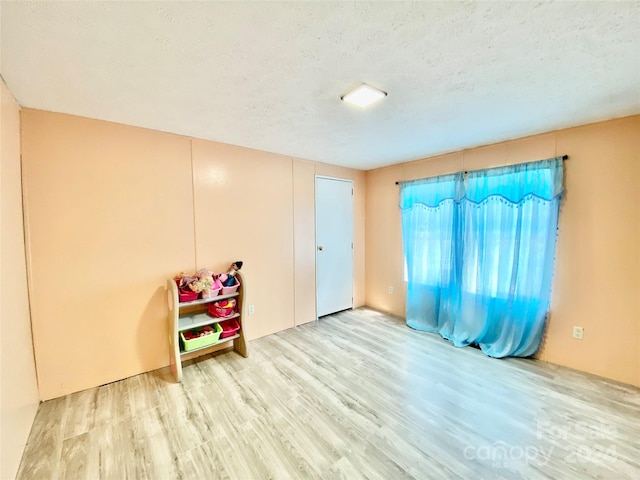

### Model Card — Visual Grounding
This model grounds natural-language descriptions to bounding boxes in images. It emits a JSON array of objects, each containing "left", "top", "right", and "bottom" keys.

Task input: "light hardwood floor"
[{"left": 17, "top": 308, "right": 640, "bottom": 480}]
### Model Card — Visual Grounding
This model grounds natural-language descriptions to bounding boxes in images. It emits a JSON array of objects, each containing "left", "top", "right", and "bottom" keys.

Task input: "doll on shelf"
[{"left": 219, "top": 261, "right": 243, "bottom": 287}]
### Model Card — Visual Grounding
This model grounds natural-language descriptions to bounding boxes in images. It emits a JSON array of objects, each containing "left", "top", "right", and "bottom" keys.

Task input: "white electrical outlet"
[
  {"left": 248, "top": 304, "right": 255, "bottom": 315},
  {"left": 572, "top": 326, "right": 584, "bottom": 340},
  {"left": 388, "top": 286, "right": 394, "bottom": 294}
]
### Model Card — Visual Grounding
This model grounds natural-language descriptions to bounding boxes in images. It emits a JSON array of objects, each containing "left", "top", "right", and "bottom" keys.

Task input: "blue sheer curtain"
[{"left": 400, "top": 158, "right": 564, "bottom": 357}]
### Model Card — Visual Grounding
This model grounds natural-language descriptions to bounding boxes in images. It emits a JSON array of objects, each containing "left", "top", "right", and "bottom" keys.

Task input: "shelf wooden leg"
[
  {"left": 234, "top": 332, "right": 248, "bottom": 358},
  {"left": 169, "top": 331, "right": 182, "bottom": 382}
]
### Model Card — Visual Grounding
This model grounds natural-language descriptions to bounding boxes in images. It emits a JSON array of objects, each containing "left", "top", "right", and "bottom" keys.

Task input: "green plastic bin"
[{"left": 180, "top": 323, "right": 222, "bottom": 352}]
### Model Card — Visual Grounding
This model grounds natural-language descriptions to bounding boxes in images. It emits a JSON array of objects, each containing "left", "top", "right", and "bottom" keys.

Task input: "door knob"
[{"left": 318, "top": 246, "right": 324, "bottom": 251}]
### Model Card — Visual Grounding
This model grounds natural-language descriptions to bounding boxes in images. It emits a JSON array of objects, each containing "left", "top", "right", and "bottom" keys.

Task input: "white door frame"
[{"left": 315, "top": 175, "right": 354, "bottom": 319}]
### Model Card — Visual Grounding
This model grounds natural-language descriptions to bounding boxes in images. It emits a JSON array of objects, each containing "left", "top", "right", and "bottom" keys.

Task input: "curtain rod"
[{"left": 395, "top": 154, "right": 569, "bottom": 185}]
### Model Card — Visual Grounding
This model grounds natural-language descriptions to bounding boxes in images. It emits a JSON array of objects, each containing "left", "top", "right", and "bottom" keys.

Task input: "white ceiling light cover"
[{"left": 342, "top": 84, "right": 387, "bottom": 108}]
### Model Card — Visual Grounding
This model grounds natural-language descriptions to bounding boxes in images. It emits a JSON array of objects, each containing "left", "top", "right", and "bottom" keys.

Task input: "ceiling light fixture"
[{"left": 341, "top": 84, "right": 387, "bottom": 108}]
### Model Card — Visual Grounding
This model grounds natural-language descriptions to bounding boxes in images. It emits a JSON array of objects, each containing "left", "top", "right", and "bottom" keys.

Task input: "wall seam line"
[
  {"left": 17, "top": 109, "right": 42, "bottom": 400},
  {"left": 190, "top": 139, "right": 198, "bottom": 270},
  {"left": 291, "top": 158, "right": 297, "bottom": 327}
]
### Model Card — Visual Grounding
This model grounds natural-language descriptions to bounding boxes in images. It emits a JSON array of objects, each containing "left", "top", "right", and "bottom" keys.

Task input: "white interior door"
[{"left": 316, "top": 176, "right": 354, "bottom": 318}]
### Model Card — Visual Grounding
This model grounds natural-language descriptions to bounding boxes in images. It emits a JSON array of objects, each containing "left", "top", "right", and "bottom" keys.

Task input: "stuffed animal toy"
[
  {"left": 174, "top": 273, "right": 198, "bottom": 291},
  {"left": 191, "top": 268, "right": 215, "bottom": 297}
]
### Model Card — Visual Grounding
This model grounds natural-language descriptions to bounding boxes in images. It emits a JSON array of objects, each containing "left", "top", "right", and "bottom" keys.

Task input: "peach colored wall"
[
  {"left": 365, "top": 115, "right": 640, "bottom": 387},
  {"left": 0, "top": 81, "right": 39, "bottom": 479},
  {"left": 548, "top": 118, "right": 639, "bottom": 387},
  {"left": 21, "top": 110, "right": 196, "bottom": 400},
  {"left": 191, "top": 139, "right": 295, "bottom": 339},
  {"left": 20, "top": 109, "right": 365, "bottom": 399},
  {"left": 293, "top": 159, "right": 317, "bottom": 326}
]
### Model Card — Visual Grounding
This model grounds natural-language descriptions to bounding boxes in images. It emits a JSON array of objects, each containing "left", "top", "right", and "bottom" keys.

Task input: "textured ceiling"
[{"left": 1, "top": 1, "right": 639, "bottom": 170}]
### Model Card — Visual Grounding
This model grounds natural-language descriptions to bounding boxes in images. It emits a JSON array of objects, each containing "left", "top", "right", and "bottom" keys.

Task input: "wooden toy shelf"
[{"left": 167, "top": 271, "right": 248, "bottom": 382}]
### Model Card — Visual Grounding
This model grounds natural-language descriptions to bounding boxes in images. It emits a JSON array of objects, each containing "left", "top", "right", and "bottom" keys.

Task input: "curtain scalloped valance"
[{"left": 400, "top": 157, "right": 564, "bottom": 209}]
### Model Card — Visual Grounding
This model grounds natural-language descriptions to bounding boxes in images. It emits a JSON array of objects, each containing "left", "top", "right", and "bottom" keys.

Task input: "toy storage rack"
[{"left": 167, "top": 270, "right": 248, "bottom": 382}]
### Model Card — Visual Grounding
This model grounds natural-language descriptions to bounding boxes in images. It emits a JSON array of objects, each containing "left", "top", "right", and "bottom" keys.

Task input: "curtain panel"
[{"left": 400, "top": 158, "right": 564, "bottom": 357}]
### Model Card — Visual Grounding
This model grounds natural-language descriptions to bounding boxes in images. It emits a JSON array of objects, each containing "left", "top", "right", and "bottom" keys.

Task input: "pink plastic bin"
[
  {"left": 208, "top": 299, "right": 237, "bottom": 318},
  {"left": 178, "top": 286, "right": 198, "bottom": 302},
  {"left": 219, "top": 318, "right": 241, "bottom": 339},
  {"left": 220, "top": 276, "right": 240, "bottom": 295},
  {"left": 209, "top": 278, "right": 223, "bottom": 297}
]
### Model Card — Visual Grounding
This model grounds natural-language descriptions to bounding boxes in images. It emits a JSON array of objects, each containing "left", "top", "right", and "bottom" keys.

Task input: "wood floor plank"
[
  {"left": 17, "top": 307, "right": 640, "bottom": 479},
  {"left": 92, "top": 418, "right": 147, "bottom": 480},
  {"left": 16, "top": 396, "right": 67, "bottom": 480},
  {"left": 322, "top": 456, "right": 369, "bottom": 480},
  {"left": 176, "top": 439, "right": 231, "bottom": 480},
  {"left": 58, "top": 432, "right": 99, "bottom": 480},
  {"left": 338, "top": 439, "right": 418, "bottom": 480}
]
